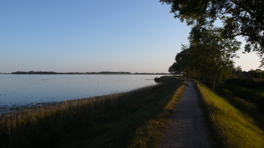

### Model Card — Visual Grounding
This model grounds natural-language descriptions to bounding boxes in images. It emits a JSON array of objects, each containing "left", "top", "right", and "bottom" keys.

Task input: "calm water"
[{"left": 0, "top": 74, "right": 161, "bottom": 109}]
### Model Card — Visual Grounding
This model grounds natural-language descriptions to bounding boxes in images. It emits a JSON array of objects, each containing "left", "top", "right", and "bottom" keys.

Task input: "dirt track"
[{"left": 159, "top": 80, "right": 210, "bottom": 148}]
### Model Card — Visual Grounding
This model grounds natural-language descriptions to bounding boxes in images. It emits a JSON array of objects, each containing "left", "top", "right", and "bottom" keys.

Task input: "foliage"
[
  {"left": 168, "top": 62, "right": 181, "bottom": 74},
  {"left": 170, "top": 27, "right": 240, "bottom": 91},
  {"left": 191, "top": 26, "right": 241, "bottom": 90},
  {"left": 225, "top": 78, "right": 264, "bottom": 88},
  {"left": 220, "top": 83, "right": 264, "bottom": 112},
  {"left": 247, "top": 69, "right": 264, "bottom": 79},
  {"left": 231, "top": 66, "right": 242, "bottom": 78},
  {"left": 160, "top": 0, "right": 264, "bottom": 66}
]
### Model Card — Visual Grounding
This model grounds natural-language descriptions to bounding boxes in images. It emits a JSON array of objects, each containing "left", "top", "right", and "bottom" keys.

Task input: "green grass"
[
  {"left": 195, "top": 81, "right": 264, "bottom": 148},
  {"left": 0, "top": 76, "right": 185, "bottom": 148},
  {"left": 219, "top": 84, "right": 264, "bottom": 130}
]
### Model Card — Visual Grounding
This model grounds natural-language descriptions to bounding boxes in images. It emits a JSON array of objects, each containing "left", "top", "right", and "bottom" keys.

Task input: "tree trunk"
[
  {"left": 212, "top": 66, "right": 215, "bottom": 91},
  {"left": 212, "top": 74, "right": 215, "bottom": 91},
  {"left": 216, "top": 78, "right": 219, "bottom": 92}
]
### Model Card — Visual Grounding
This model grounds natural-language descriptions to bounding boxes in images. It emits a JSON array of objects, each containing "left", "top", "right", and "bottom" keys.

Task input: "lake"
[{"left": 0, "top": 74, "right": 162, "bottom": 112}]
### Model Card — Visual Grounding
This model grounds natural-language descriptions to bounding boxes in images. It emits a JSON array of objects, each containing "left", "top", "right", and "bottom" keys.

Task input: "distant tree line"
[
  {"left": 134, "top": 72, "right": 170, "bottom": 75},
  {"left": 11, "top": 71, "right": 132, "bottom": 75},
  {"left": 12, "top": 71, "right": 57, "bottom": 74},
  {"left": 11, "top": 71, "right": 170, "bottom": 75},
  {"left": 86, "top": 71, "right": 132, "bottom": 74},
  {"left": 245, "top": 69, "right": 264, "bottom": 79}
]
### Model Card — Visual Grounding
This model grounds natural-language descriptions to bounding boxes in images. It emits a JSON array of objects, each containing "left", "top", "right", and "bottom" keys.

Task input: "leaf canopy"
[{"left": 160, "top": 0, "right": 264, "bottom": 66}]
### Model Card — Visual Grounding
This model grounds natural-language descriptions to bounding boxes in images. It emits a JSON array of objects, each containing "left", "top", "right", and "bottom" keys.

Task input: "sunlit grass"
[{"left": 196, "top": 81, "right": 264, "bottom": 147}]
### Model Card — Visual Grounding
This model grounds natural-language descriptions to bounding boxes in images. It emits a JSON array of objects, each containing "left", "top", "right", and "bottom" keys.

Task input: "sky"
[{"left": 0, "top": 0, "right": 262, "bottom": 73}]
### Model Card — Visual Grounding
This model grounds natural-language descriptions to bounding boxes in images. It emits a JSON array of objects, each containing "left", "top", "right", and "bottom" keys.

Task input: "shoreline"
[
  {"left": 0, "top": 74, "right": 162, "bottom": 113},
  {"left": 0, "top": 83, "right": 158, "bottom": 116},
  {"left": 0, "top": 77, "right": 185, "bottom": 147}
]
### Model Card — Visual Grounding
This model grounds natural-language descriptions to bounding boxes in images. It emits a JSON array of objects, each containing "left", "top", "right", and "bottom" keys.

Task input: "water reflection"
[{"left": 0, "top": 74, "right": 160, "bottom": 110}]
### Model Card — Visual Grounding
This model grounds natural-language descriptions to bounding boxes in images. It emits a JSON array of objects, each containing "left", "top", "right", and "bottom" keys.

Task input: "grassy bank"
[
  {"left": 195, "top": 81, "right": 264, "bottom": 147},
  {"left": 219, "top": 84, "right": 264, "bottom": 130},
  {"left": 0, "top": 76, "right": 185, "bottom": 148}
]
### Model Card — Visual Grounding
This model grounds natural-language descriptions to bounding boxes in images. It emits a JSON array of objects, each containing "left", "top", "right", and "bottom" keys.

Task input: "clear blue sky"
[{"left": 0, "top": 0, "right": 262, "bottom": 73}]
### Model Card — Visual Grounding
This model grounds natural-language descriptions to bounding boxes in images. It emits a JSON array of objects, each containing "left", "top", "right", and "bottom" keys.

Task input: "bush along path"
[{"left": 159, "top": 80, "right": 211, "bottom": 148}]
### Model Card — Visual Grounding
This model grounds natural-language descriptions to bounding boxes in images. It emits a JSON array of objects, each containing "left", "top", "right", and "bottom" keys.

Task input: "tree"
[
  {"left": 193, "top": 27, "right": 241, "bottom": 90},
  {"left": 232, "top": 66, "right": 242, "bottom": 78},
  {"left": 173, "top": 46, "right": 199, "bottom": 78},
  {"left": 160, "top": 0, "right": 264, "bottom": 66},
  {"left": 174, "top": 26, "right": 241, "bottom": 91},
  {"left": 248, "top": 69, "right": 257, "bottom": 78},
  {"left": 248, "top": 69, "right": 263, "bottom": 79},
  {"left": 168, "top": 62, "right": 180, "bottom": 75}
]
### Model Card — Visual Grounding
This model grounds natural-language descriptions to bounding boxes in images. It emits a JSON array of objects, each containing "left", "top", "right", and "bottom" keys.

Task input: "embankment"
[
  {"left": 195, "top": 81, "right": 264, "bottom": 147},
  {"left": 0, "top": 76, "right": 185, "bottom": 148}
]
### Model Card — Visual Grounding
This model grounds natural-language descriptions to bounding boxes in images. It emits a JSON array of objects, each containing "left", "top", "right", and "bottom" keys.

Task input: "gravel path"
[{"left": 159, "top": 80, "right": 210, "bottom": 148}]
